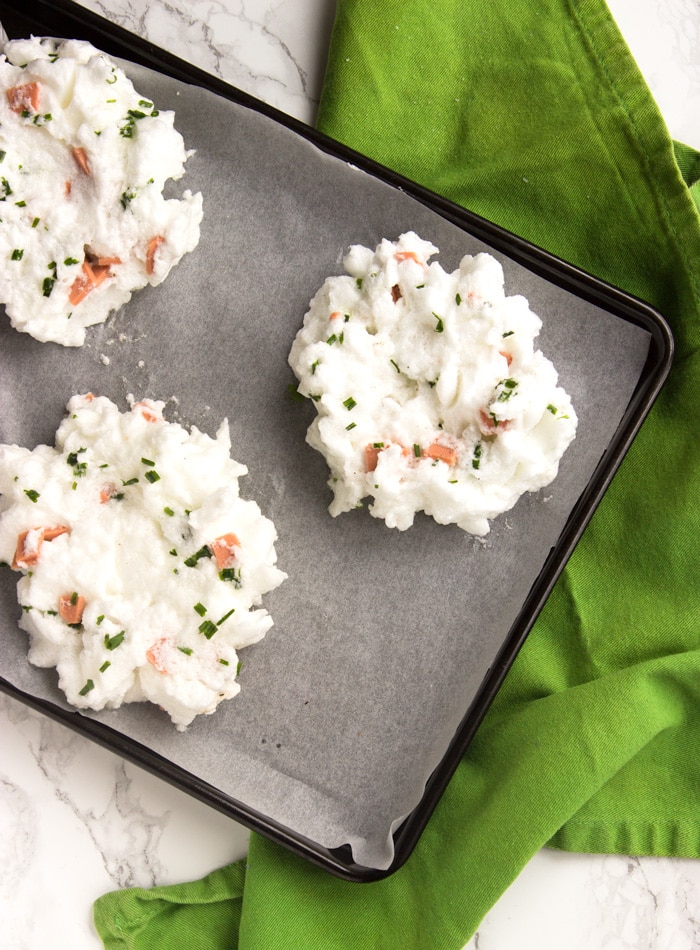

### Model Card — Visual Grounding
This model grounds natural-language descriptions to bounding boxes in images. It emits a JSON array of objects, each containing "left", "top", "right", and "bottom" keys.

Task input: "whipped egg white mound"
[
  {"left": 289, "top": 232, "right": 578, "bottom": 536},
  {"left": 0, "top": 395, "right": 286, "bottom": 730},
  {"left": 0, "top": 36, "right": 203, "bottom": 346}
]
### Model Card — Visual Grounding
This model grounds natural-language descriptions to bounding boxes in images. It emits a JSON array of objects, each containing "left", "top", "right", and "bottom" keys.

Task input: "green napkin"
[{"left": 93, "top": 0, "right": 700, "bottom": 946}]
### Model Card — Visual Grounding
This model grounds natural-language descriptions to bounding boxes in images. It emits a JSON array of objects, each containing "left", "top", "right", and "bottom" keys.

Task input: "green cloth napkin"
[{"left": 93, "top": 0, "right": 700, "bottom": 946}]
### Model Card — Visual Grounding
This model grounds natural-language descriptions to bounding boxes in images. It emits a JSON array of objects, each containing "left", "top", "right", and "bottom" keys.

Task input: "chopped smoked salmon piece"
[
  {"left": 209, "top": 533, "right": 240, "bottom": 570},
  {"left": 58, "top": 592, "right": 86, "bottom": 625}
]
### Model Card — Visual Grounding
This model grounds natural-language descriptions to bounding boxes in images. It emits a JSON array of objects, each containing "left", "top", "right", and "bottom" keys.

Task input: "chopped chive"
[
  {"left": 236, "top": 660, "right": 242, "bottom": 676},
  {"left": 163, "top": 506, "right": 175, "bottom": 517},
  {"left": 178, "top": 646, "right": 193, "bottom": 655},
  {"left": 502, "top": 330, "right": 514, "bottom": 337},
  {"left": 433, "top": 313, "right": 444, "bottom": 333},
  {"left": 104, "top": 630, "right": 125, "bottom": 650},
  {"left": 99, "top": 660, "right": 111, "bottom": 673},
  {"left": 184, "top": 545, "right": 211, "bottom": 567},
  {"left": 198, "top": 619, "right": 218, "bottom": 639},
  {"left": 64, "top": 256, "right": 79, "bottom": 266},
  {"left": 472, "top": 442, "right": 482, "bottom": 470},
  {"left": 15, "top": 199, "right": 26, "bottom": 207},
  {"left": 343, "top": 396, "right": 357, "bottom": 410},
  {"left": 193, "top": 602, "right": 207, "bottom": 617},
  {"left": 217, "top": 608, "right": 236, "bottom": 626},
  {"left": 356, "top": 277, "right": 363, "bottom": 289},
  {"left": 373, "top": 442, "right": 385, "bottom": 449},
  {"left": 413, "top": 444, "right": 422, "bottom": 458},
  {"left": 69, "top": 591, "right": 79, "bottom": 605},
  {"left": 169, "top": 548, "right": 177, "bottom": 556},
  {"left": 219, "top": 658, "right": 229, "bottom": 666},
  {"left": 311, "top": 360, "right": 319, "bottom": 374},
  {"left": 144, "top": 470, "right": 160, "bottom": 483},
  {"left": 0, "top": 150, "right": 5, "bottom": 162},
  {"left": 326, "top": 333, "right": 338, "bottom": 345},
  {"left": 31, "top": 217, "right": 40, "bottom": 228},
  {"left": 11, "top": 248, "right": 23, "bottom": 260},
  {"left": 547, "top": 404, "right": 558, "bottom": 415},
  {"left": 141, "top": 457, "right": 155, "bottom": 466},
  {"left": 219, "top": 567, "right": 242, "bottom": 587},
  {"left": 24, "top": 489, "right": 40, "bottom": 502},
  {"left": 122, "top": 477, "right": 138, "bottom": 486},
  {"left": 455, "top": 293, "right": 462, "bottom": 305},
  {"left": 345, "top": 422, "right": 357, "bottom": 431},
  {"left": 287, "top": 382, "right": 305, "bottom": 402},
  {"left": 96, "top": 615, "right": 105, "bottom": 625},
  {"left": 390, "top": 359, "right": 400, "bottom": 373},
  {"left": 79, "top": 679, "right": 95, "bottom": 696}
]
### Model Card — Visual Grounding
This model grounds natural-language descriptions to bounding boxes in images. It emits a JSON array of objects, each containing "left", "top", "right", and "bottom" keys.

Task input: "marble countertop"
[{"left": 1, "top": 1, "right": 699, "bottom": 947}]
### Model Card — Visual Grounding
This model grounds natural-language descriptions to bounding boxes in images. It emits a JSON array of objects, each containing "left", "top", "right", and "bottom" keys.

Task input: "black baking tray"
[{"left": 0, "top": 0, "right": 673, "bottom": 881}]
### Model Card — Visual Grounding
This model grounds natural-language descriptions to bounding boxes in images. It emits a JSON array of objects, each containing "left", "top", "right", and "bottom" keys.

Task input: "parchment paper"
[{"left": 0, "top": 59, "right": 652, "bottom": 869}]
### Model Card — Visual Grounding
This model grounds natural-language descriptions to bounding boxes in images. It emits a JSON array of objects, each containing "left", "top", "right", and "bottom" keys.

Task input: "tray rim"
[{"left": 0, "top": 0, "right": 674, "bottom": 883}]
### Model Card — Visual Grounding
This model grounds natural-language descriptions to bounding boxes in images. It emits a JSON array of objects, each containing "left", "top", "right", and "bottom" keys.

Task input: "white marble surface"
[{"left": 1, "top": 1, "right": 699, "bottom": 948}]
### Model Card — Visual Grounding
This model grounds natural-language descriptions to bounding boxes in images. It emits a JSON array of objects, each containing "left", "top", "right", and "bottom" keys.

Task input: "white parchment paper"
[{"left": 0, "top": 59, "right": 652, "bottom": 870}]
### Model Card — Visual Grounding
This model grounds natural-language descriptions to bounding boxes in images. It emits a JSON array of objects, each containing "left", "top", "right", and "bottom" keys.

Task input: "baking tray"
[{"left": 0, "top": 0, "right": 673, "bottom": 881}]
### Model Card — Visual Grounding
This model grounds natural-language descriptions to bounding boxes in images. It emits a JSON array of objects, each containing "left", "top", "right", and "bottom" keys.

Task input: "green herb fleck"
[
  {"left": 219, "top": 566, "right": 242, "bottom": 587},
  {"left": 184, "top": 545, "right": 212, "bottom": 568},
  {"left": 455, "top": 293, "right": 462, "bottom": 305},
  {"left": 502, "top": 330, "right": 514, "bottom": 337},
  {"left": 433, "top": 313, "right": 444, "bottom": 333},
  {"left": 219, "top": 658, "right": 229, "bottom": 666},
  {"left": 144, "top": 469, "right": 160, "bottom": 483},
  {"left": 79, "top": 679, "right": 95, "bottom": 696},
  {"left": 99, "top": 660, "right": 111, "bottom": 673},
  {"left": 199, "top": 619, "right": 218, "bottom": 639},
  {"left": 217, "top": 608, "right": 236, "bottom": 626},
  {"left": 193, "top": 602, "right": 207, "bottom": 617},
  {"left": 497, "top": 378, "right": 518, "bottom": 402},
  {"left": 15, "top": 199, "right": 26, "bottom": 207},
  {"left": 287, "top": 382, "right": 304, "bottom": 402},
  {"left": 141, "top": 457, "right": 155, "bottom": 466},
  {"left": 326, "top": 333, "right": 338, "bottom": 345},
  {"left": 345, "top": 422, "right": 357, "bottom": 431},
  {"left": 24, "top": 489, "right": 40, "bottom": 503},
  {"left": 163, "top": 506, "right": 175, "bottom": 517},
  {"left": 413, "top": 444, "right": 422, "bottom": 458},
  {"left": 122, "top": 477, "right": 139, "bottom": 486},
  {"left": 64, "top": 256, "right": 79, "bottom": 266},
  {"left": 356, "top": 277, "right": 363, "bottom": 290},
  {"left": 343, "top": 396, "right": 357, "bottom": 410},
  {"left": 96, "top": 615, "right": 105, "bottom": 625},
  {"left": 31, "top": 217, "right": 40, "bottom": 228},
  {"left": 178, "top": 646, "right": 193, "bottom": 655},
  {"left": 11, "top": 248, "right": 23, "bottom": 260},
  {"left": 104, "top": 631, "right": 126, "bottom": 650},
  {"left": 472, "top": 442, "right": 482, "bottom": 470},
  {"left": 390, "top": 359, "right": 400, "bottom": 373}
]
